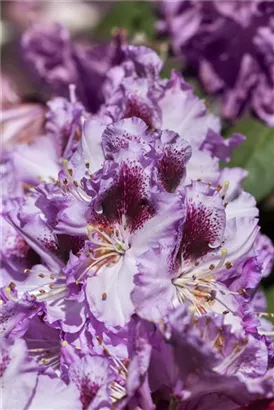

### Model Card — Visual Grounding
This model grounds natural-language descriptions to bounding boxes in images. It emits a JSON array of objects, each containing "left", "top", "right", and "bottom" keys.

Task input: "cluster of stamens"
[
  {"left": 28, "top": 343, "right": 61, "bottom": 370},
  {"left": 24, "top": 268, "right": 67, "bottom": 303},
  {"left": 96, "top": 336, "right": 127, "bottom": 403},
  {"left": 214, "top": 337, "right": 248, "bottom": 374},
  {"left": 56, "top": 158, "right": 92, "bottom": 203},
  {"left": 192, "top": 316, "right": 249, "bottom": 373},
  {"left": 173, "top": 248, "right": 245, "bottom": 316},
  {"left": 76, "top": 224, "right": 129, "bottom": 284}
]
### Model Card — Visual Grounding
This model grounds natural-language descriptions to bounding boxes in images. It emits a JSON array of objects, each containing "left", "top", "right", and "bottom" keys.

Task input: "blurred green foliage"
[
  {"left": 225, "top": 117, "right": 274, "bottom": 202},
  {"left": 265, "top": 287, "right": 274, "bottom": 323},
  {"left": 94, "top": 1, "right": 156, "bottom": 40},
  {"left": 160, "top": 57, "right": 181, "bottom": 78}
]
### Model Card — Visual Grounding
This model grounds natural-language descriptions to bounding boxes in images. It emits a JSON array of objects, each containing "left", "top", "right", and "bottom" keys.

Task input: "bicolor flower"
[
  {"left": 133, "top": 181, "right": 259, "bottom": 327},
  {"left": 73, "top": 159, "right": 183, "bottom": 328}
]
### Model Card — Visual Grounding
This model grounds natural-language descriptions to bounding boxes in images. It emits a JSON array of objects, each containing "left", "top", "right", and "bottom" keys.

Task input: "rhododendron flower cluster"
[
  {"left": 1, "top": 23, "right": 274, "bottom": 410},
  {"left": 159, "top": 1, "right": 274, "bottom": 126}
]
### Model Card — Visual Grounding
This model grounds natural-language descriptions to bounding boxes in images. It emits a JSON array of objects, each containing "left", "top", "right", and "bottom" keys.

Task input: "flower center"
[
  {"left": 76, "top": 224, "right": 129, "bottom": 283},
  {"left": 88, "top": 223, "right": 129, "bottom": 260},
  {"left": 173, "top": 274, "right": 216, "bottom": 315},
  {"left": 172, "top": 248, "right": 239, "bottom": 315}
]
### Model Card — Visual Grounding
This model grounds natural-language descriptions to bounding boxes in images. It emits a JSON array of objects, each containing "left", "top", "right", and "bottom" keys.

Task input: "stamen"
[
  {"left": 76, "top": 252, "right": 119, "bottom": 284},
  {"left": 95, "top": 336, "right": 128, "bottom": 402},
  {"left": 3, "top": 287, "right": 18, "bottom": 302},
  {"left": 27, "top": 341, "right": 61, "bottom": 371},
  {"left": 98, "top": 338, "right": 128, "bottom": 375},
  {"left": 36, "top": 286, "right": 66, "bottom": 301},
  {"left": 77, "top": 224, "right": 129, "bottom": 283},
  {"left": 61, "top": 158, "right": 91, "bottom": 202},
  {"left": 221, "top": 181, "right": 230, "bottom": 200},
  {"left": 216, "top": 248, "right": 227, "bottom": 268},
  {"left": 23, "top": 268, "right": 58, "bottom": 280},
  {"left": 195, "top": 249, "right": 228, "bottom": 281},
  {"left": 8, "top": 282, "right": 16, "bottom": 290},
  {"left": 214, "top": 341, "right": 246, "bottom": 373},
  {"left": 225, "top": 261, "right": 233, "bottom": 269},
  {"left": 110, "top": 381, "right": 127, "bottom": 402},
  {"left": 173, "top": 247, "right": 238, "bottom": 317},
  {"left": 214, "top": 295, "right": 237, "bottom": 315}
]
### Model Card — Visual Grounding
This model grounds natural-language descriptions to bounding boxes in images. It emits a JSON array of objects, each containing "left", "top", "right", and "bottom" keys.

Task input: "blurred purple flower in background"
[
  {"left": 159, "top": 1, "right": 274, "bottom": 125},
  {"left": 22, "top": 23, "right": 126, "bottom": 113}
]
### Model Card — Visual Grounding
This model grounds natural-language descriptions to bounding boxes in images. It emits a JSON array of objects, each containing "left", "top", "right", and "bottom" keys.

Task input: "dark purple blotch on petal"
[
  {"left": 94, "top": 163, "right": 155, "bottom": 233},
  {"left": 124, "top": 95, "right": 156, "bottom": 129},
  {"left": 157, "top": 147, "right": 189, "bottom": 193},
  {"left": 179, "top": 198, "right": 223, "bottom": 262},
  {"left": 79, "top": 377, "right": 100, "bottom": 410}
]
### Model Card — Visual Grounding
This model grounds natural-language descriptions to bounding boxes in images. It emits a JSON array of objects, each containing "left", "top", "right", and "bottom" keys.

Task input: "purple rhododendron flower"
[
  {"left": 159, "top": 1, "right": 274, "bottom": 125},
  {"left": 1, "top": 21, "right": 274, "bottom": 410}
]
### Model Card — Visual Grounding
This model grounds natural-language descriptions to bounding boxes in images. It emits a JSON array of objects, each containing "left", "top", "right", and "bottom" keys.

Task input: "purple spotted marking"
[
  {"left": 124, "top": 95, "right": 155, "bottom": 128},
  {"left": 157, "top": 147, "right": 187, "bottom": 193},
  {"left": 92, "top": 163, "right": 155, "bottom": 233},
  {"left": 180, "top": 199, "right": 223, "bottom": 262},
  {"left": 79, "top": 377, "right": 100, "bottom": 410}
]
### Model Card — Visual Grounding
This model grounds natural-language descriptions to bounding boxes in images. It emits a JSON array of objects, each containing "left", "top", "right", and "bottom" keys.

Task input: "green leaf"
[
  {"left": 186, "top": 77, "right": 207, "bottom": 100},
  {"left": 160, "top": 57, "right": 182, "bottom": 79},
  {"left": 224, "top": 117, "right": 274, "bottom": 201},
  {"left": 265, "top": 286, "right": 274, "bottom": 323},
  {"left": 94, "top": 1, "right": 156, "bottom": 40}
]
